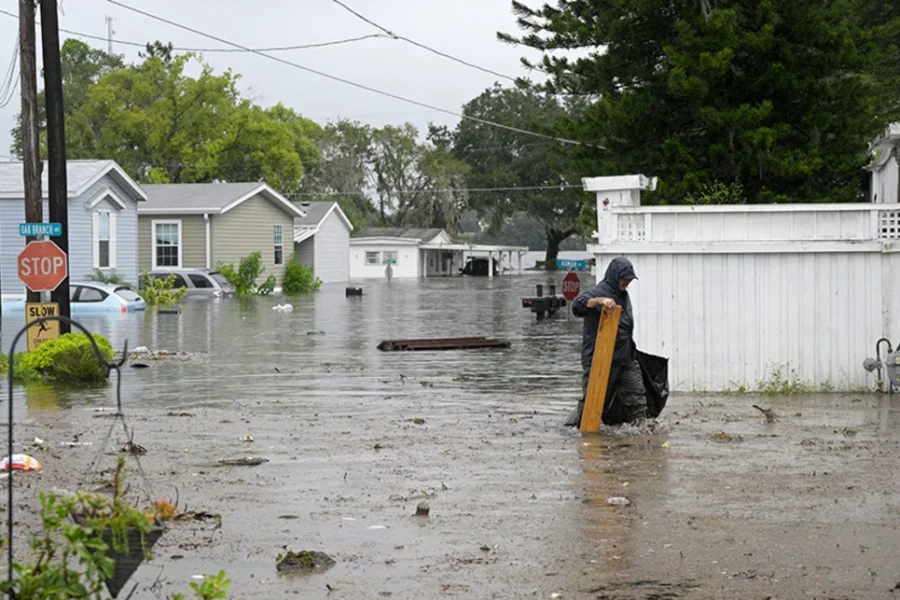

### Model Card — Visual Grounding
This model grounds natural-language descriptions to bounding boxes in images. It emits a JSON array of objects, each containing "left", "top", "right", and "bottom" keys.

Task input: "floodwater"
[{"left": 2, "top": 275, "right": 899, "bottom": 599}]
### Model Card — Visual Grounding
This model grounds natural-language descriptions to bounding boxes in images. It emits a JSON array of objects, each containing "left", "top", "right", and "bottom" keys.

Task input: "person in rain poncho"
[{"left": 565, "top": 256, "right": 647, "bottom": 426}]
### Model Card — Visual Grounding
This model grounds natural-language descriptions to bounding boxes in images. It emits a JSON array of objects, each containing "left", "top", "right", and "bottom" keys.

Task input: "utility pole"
[
  {"left": 40, "top": 0, "right": 70, "bottom": 332},
  {"left": 21, "top": 0, "right": 42, "bottom": 305},
  {"left": 105, "top": 15, "right": 114, "bottom": 55}
]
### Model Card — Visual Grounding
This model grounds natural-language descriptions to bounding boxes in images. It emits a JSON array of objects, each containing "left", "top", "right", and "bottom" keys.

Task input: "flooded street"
[{"left": 3, "top": 275, "right": 900, "bottom": 599}]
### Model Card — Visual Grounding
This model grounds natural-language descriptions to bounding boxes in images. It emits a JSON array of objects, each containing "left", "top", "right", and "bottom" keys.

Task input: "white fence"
[{"left": 586, "top": 201, "right": 900, "bottom": 393}]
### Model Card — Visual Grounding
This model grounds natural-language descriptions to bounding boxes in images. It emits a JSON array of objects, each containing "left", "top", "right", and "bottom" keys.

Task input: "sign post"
[
  {"left": 562, "top": 271, "right": 581, "bottom": 322},
  {"left": 25, "top": 302, "right": 60, "bottom": 351}
]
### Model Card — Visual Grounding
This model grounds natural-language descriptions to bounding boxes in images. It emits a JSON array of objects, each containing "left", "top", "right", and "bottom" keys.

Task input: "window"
[
  {"left": 152, "top": 221, "right": 181, "bottom": 268},
  {"left": 365, "top": 251, "right": 380, "bottom": 265},
  {"left": 92, "top": 210, "right": 116, "bottom": 269},
  {"left": 274, "top": 224, "right": 284, "bottom": 265},
  {"left": 153, "top": 273, "right": 188, "bottom": 288},
  {"left": 383, "top": 251, "right": 398, "bottom": 265},
  {"left": 114, "top": 287, "right": 142, "bottom": 302},
  {"left": 75, "top": 286, "right": 108, "bottom": 303},
  {"left": 188, "top": 274, "right": 214, "bottom": 288}
]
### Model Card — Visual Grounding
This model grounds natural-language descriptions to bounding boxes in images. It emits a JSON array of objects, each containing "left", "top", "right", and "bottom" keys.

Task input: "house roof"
[
  {"left": 0, "top": 159, "right": 147, "bottom": 201},
  {"left": 355, "top": 227, "right": 445, "bottom": 242},
  {"left": 292, "top": 201, "right": 353, "bottom": 243},
  {"left": 138, "top": 182, "right": 306, "bottom": 217}
]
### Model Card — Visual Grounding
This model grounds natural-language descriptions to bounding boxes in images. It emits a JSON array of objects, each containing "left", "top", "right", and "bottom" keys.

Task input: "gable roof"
[
  {"left": 138, "top": 182, "right": 306, "bottom": 217},
  {"left": 355, "top": 227, "right": 445, "bottom": 242},
  {"left": 293, "top": 201, "right": 353, "bottom": 229},
  {"left": 0, "top": 159, "right": 147, "bottom": 201}
]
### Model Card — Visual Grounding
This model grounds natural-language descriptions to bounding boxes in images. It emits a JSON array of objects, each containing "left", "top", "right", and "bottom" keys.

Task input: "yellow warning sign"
[{"left": 26, "top": 302, "right": 60, "bottom": 352}]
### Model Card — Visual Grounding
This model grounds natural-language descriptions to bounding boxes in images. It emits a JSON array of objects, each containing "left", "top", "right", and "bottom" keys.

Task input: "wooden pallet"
[
  {"left": 377, "top": 336, "right": 511, "bottom": 351},
  {"left": 580, "top": 305, "right": 622, "bottom": 433}
]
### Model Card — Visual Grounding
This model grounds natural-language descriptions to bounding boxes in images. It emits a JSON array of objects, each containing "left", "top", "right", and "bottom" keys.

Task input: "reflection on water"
[{"left": 2, "top": 275, "right": 590, "bottom": 417}]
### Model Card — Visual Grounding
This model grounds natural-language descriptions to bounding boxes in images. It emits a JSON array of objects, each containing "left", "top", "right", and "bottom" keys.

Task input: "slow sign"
[
  {"left": 25, "top": 302, "right": 60, "bottom": 351},
  {"left": 17, "top": 240, "right": 68, "bottom": 293},
  {"left": 562, "top": 271, "right": 581, "bottom": 302}
]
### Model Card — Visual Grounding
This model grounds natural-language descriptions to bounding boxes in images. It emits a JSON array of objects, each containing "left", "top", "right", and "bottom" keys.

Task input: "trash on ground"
[
  {"left": 606, "top": 497, "right": 631, "bottom": 506},
  {"left": 415, "top": 501, "right": 430, "bottom": 516},
  {"left": 218, "top": 457, "right": 268, "bottom": 467},
  {"left": 276, "top": 550, "right": 336, "bottom": 572},
  {"left": 1, "top": 454, "right": 42, "bottom": 472},
  {"left": 377, "top": 336, "right": 511, "bottom": 352},
  {"left": 272, "top": 303, "right": 294, "bottom": 312}
]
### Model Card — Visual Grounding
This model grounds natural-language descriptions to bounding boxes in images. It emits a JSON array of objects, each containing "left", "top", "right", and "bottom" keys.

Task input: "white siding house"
[
  {"left": 292, "top": 201, "right": 353, "bottom": 283},
  {"left": 583, "top": 175, "right": 900, "bottom": 393},
  {"left": 0, "top": 160, "right": 146, "bottom": 289},
  {"left": 349, "top": 228, "right": 455, "bottom": 279}
]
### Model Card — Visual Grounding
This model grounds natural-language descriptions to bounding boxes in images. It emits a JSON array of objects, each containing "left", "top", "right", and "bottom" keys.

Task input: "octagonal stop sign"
[
  {"left": 18, "top": 240, "right": 68, "bottom": 292},
  {"left": 562, "top": 271, "right": 581, "bottom": 302}
]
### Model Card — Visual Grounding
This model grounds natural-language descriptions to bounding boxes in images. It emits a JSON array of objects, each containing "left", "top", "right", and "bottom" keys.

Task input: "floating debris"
[
  {"left": 377, "top": 336, "right": 510, "bottom": 352},
  {"left": 218, "top": 457, "right": 268, "bottom": 467},
  {"left": 276, "top": 550, "right": 336, "bottom": 572},
  {"left": 415, "top": 502, "right": 430, "bottom": 517},
  {"left": 606, "top": 497, "right": 631, "bottom": 506}
]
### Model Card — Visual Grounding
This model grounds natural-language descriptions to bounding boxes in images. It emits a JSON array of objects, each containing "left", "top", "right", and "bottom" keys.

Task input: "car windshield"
[
  {"left": 114, "top": 287, "right": 143, "bottom": 302},
  {"left": 209, "top": 272, "right": 233, "bottom": 288}
]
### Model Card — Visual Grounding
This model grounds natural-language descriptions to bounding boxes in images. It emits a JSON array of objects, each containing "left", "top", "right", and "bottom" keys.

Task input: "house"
[
  {"left": 292, "top": 201, "right": 353, "bottom": 283},
  {"left": 138, "top": 182, "right": 306, "bottom": 287},
  {"left": 349, "top": 227, "right": 528, "bottom": 279},
  {"left": 867, "top": 123, "right": 900, "bottom": 204},
  {"left": 583, "top": 174, "right": 900, "bottom": 393},
  {"left": 0, "top": 159, "right": 146, "bottom": 289}
]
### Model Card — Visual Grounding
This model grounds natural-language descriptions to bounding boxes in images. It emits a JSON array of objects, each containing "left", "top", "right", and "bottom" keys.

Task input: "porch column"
[
  {"left": 488, "top": 251, "right": 494, "bottom": 278},
  {"left": 517, "top": 251, "right": 522, "bottom": 274},
  {"left": 422, "top": 250, "right": 428, "bottom": 278}
]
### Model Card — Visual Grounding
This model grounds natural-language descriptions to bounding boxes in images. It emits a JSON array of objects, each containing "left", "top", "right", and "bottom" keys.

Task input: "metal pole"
[
  {"left": 21, "top": 0, "right": 42, "bottom": 304},
  {"left": 40, "top": 0, "right": 71, "bottom": 333}
]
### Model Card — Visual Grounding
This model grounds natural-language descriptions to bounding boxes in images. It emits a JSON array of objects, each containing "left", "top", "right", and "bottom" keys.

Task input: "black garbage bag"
[{"left": 636, "top": 350, "right": 669, "bottom": 418}]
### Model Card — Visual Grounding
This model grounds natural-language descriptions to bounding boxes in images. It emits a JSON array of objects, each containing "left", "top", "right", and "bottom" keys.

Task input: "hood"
[{"left": 602, "top": 257, "right": 638, "bottom": 287}]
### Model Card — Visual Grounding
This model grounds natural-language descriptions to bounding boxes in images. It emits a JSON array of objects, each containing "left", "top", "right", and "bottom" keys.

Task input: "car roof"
[{"left": 70, "top": 281, "right": 126, "bottom": 291}]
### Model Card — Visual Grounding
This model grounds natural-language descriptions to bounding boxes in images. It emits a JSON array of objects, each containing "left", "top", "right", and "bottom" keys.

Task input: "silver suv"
[{"left": 147, "top": 269, "right": 235, "bottom": 298}]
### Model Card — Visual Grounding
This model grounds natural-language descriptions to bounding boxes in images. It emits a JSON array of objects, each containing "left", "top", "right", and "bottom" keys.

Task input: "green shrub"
[
  {"left": 19, "top": 333, "right": 113, "bottom": 383},
  {"left": 684, "top": 180, "right": 747, "bottom": 205},
  {"left": 140, "top": 272, "right": 188, "bottom": 306},
  {"left": 216, "top": 251, "right": 266, "bottom": 297},
  {"left": 87, "top": 269, "right": 132, "bottom": 287},
  {"left": 258, "top": 274, "right": 276, "bottom": 295},
  {"left": 283, "top": 259, "right": 322, "bottom": 294}
]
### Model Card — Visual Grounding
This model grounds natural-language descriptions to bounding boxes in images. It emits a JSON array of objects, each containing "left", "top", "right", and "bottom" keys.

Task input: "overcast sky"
[{"left": 0, "top": 0, "right": 547, "bottom": 159}]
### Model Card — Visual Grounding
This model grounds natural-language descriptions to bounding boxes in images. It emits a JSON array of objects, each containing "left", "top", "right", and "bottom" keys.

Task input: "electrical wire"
[
  {"left": 0, "top": 8, "right": 391, "bottom": 53},
  {"left": 329, "top": 0, "right": 516, "bottom": 82},
  {"left": 105, "top": 0, "right": 583, "bottom": 146},
  {"left": 286, "top": 184, "right": 583, "bottom": 198},
  {"left": 0, "top": 38, "right": 20, "bottom": 109}
]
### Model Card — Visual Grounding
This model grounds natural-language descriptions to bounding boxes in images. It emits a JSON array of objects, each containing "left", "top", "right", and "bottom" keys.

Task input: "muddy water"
[{"left": 2, "top": 276, "right": 900, "bottom": 599}]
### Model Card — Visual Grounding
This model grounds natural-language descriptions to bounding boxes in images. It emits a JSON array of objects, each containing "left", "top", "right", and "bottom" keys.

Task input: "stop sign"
[
  {"left": 562, "top": 271, "right": 580, "bottom": 301},
  {"left": 18, "top": 240, "right": 68, "bottom": 292}
]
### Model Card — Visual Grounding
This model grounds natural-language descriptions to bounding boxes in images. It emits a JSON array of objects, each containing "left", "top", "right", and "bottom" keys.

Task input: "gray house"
[
  {"left": 138, "top": 183, "right": 306, "bottom": 287},
  {"left": 293, "top": 201, "right": 353, "bottom": 283},
  {"left": 0, "top": 159, "right": 147, "bottom": 290}
]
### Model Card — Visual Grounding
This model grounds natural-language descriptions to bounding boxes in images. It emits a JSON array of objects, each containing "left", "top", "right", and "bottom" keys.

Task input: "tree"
[
  {"left": 10, "top": 39, "right": 123, "bottom": 156},
  {"left": 451, "top": 84, "right": 584, "bottom": 263},
  {"left": 500, "top": 0, "right": 900, "bottom": 204},
  {"left": 12, "top": 42, "right": 321, "bottom": 190}
]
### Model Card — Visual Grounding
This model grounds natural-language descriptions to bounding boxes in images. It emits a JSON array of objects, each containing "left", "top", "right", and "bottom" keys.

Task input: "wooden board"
[{"left": 580, "top": 305, "right": 621, "bottom": 433}]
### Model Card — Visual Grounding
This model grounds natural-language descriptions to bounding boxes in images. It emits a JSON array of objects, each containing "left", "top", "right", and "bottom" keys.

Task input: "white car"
[{"left": 2, "top": 281, "right": 146, "bottom": 314}]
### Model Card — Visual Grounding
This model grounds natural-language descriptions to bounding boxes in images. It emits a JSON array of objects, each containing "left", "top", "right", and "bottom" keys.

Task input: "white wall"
[
  {"left": 314, "top": 211, "right": 350, "bottom": 283},
  {"left": 590, "top": 250, "right": 900, "bottom": 393},
  {"left": 871, "top": 154, "right": 899, "bottom": 204},
  {"left": 349, "top": 242, "right": 420, "bottom": 279}
]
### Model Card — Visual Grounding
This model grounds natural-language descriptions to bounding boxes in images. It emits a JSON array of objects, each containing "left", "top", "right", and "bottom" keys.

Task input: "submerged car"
[
  {"left": 2, "top": 281, "right": 146, "bottom": 314},
  {"left": 146, "top": 269, "right": 235, "bottom": 298}
]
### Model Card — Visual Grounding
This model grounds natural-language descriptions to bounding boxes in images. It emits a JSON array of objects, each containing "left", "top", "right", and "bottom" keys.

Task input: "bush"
[
  {"left": 87, "top": 269, "right": 132, "bottom": 287},
  {"left": 257, "top": 274, "right": 276, "bottom": 295},
  {"left": 282, "top": 259, "right": 321, "bottom": 294},
  {"left": 0, "top": 333, "right": 115, "bottom": 383},
  {"left": 140, "top": 272, "right": 188, "bottom": 306},
  {"left": 19, "top": 333, "right": 114, "bottom": 382},
  {"left": 216, "top": 251, "right": 266, "bottom": 297},
  {"left": 684, "top": 181, "right": 747, "bottom": 205}
]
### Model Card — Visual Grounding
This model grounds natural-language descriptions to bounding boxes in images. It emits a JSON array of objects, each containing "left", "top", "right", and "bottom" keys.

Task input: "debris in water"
[
  {"left": 841, "top": 427, "right": 858, "bottom": 437},
  {"left": 130, "top": 362, "right": 150, "bottom": 368},
  {"left": 412, "top": 418, "right": 425, "bottom": 425},
  {"left": 166, "top": 412, "right": 194, "bottom": 417},
  {"left": 415, "top": 502, "right": 430, "bottom": 516},
  {"left": 480, "top": 545, "right": 491, "bottom": 552},
  {"left": 121, "top": 441, "right": 147, "bottom": 455},
  {"left": 276, "top": 550, "right": 335, "bottom": 572},
  {"left": 752, "top": 405, "right": 779, "bottom": 423},
  {"left": 661, "top": 441, "right": 671, "bottom": 448},
  {"left": 218, "top": 457, "right": 268, "bottom": 467},
  {"left": 1, "top": 454, "right": 42, "bottom": 472},
  {"left": 606, "top": 497, "right": 631, "bottom": 506},
  {"left": 377, "top": 336, "right": 510, "bottom": 352},
  {"left": 710, "top": 432, "right": 742, "bottom": 443},
  {"left": 240, "top": 434, "right": 254, "bottom": 443}
]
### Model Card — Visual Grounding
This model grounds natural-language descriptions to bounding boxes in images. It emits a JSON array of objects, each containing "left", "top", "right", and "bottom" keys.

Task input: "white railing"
[{"left": 595, "top": 204, "right": 900, "bottom": 244}]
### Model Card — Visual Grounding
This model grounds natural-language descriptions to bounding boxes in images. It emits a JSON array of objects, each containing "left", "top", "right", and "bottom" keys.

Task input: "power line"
[
  {"left": 287, "top": 184, "right": 583, "bottom": 198},
  {"left": 329, "top": 0, "right": 516, "bottom": 82},
  {"left": 105, "top": 0, "right": 583, "bottom": 146},
  {"left": 0, "top": 38, "right": 20, "bottom": 109},
  {"left": 0, "top": 8, "right": 391, "bottom": 53}
]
